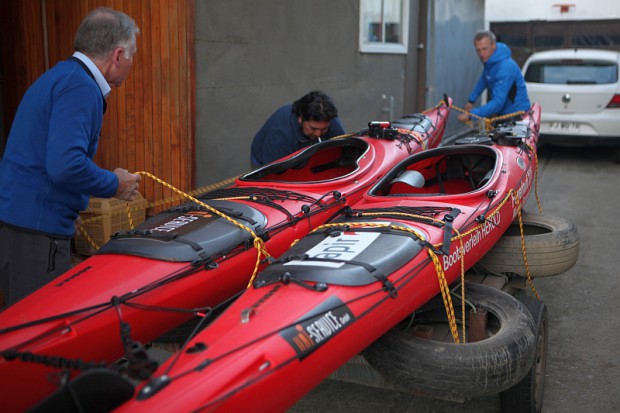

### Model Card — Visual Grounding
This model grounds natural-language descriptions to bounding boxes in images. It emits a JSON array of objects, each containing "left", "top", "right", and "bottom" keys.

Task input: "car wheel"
[
  {"left": 363, "top": 283, "right": 538, "bottom": 400},
  {"left": 478, "top": 212, "right": 579, "bottom": 277},
  {"left": 500, "top": 296, "right": 548, "bottom": 413}
]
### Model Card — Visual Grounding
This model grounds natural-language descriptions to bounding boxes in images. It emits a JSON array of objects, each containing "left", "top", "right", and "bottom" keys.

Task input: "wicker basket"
[{"left": 74, "top": 193, "right": 148, "bottom": 256}]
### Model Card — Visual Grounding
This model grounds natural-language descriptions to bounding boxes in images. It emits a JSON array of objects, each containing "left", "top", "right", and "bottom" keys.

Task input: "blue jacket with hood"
[{"left": 468, "top": 42, "right": 531, "bottom": 118}]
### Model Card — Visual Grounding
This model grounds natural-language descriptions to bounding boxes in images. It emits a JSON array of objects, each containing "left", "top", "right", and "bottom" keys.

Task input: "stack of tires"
[{"left": 364, "top": 212, "right": 579, "bottom": 413}]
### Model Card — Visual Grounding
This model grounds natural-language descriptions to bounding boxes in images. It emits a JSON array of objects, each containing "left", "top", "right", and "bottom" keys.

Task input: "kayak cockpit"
[
  {"left": 370, "top": 145, "right": 500, "bottom": 196},
  {"left": 241, "top": 138, "right": 369, "bottom": 183}
]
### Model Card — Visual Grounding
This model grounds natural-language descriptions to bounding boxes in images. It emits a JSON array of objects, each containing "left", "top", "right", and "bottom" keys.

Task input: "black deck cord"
[
  {"left": 440, "top": 208, "right": 461, "bottom": 255},
  {"left": 249, "top": 191, "right": 345, "bottom": 240},
  {"left": 247, "top": 195, "right": 296, "bottom": 221},
  {"left": 112, "top": 296, "right": 159, "bottom": 381},
  {"left": 260, "top": 254, "right": 395, "bottom": 297},
  {"left": 0, "top": 348, "right": 107, "bottom": 371},
  {"left": 475, "top": 190, "right": 501, "bottom": 225},
  {"left": 314, "top": 223, "right": 425, "bottom": 244},
  {"left": 0, "top": 302, "right": 112, "bottom": 335},
  {"left": 345, "top": 206, "right": 450, "bottom": 227},
  {"left": 203, "top": 187, "right": 320, "bottom": 222},
  {"left": 0, "top": 257, "right": 206, "bottom": 337},
  {"left": 137, "top": 290, "right": 247, "bottom": 400},
  {"left": 374, "top": 273, "right": 397, "bottom": 298}
]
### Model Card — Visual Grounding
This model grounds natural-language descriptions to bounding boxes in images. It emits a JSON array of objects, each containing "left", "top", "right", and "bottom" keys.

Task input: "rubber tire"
[
  {"left": 478, "top": 212, "right": 579, "bottom": 277},
  {"left": 363, "top": 283, "right": 538, "bottom": 400},
  {"left": 500, "top": 297, "right": 548, "bottom": 413}
]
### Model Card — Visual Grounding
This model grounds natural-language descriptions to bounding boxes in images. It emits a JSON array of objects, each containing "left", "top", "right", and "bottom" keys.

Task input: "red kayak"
[
  {"left": 101, "top": 104, "right": 541, "bottom": 413},
  {"left": 0, "top": 101, "right": 451, "bottom": 412}
]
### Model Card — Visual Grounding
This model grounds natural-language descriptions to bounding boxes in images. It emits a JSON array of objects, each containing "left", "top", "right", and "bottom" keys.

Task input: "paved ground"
[{"left": 289, "top": 145, "right": 620, "bottom": 413}]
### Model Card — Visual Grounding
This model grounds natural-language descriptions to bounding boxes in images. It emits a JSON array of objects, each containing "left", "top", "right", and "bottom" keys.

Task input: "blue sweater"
[
  {"left": 468, "top": 42, "right": 531, "bottom": 118},
  {"left": 0, "top": 59, "right": 118, "bottom": 237},
  {"left": 250, "top": 104, "right": 345, "bottom": 166}
]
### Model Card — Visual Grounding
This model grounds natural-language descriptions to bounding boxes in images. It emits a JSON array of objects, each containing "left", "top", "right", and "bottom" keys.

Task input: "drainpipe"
[{"left": 381, "top": 94, "right": 394, "bottom": 121}]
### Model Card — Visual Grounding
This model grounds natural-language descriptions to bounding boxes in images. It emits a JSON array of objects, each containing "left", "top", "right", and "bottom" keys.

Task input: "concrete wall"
[
  {"left": 195, "top": 0, "right": 410, "bottom": 185},
  {"left": 194, "top": 0, "right": 486, "bottom": 185}
]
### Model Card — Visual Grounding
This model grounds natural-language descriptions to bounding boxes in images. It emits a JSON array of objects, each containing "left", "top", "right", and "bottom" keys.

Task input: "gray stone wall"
[{"left": 194, "top": 0, "right": 485, "bottom": 185}]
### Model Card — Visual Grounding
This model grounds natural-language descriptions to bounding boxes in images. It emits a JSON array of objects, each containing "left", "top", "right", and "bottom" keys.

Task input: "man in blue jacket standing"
[
  {"left": 0, "top": 7, "right": 141, "bottom": 306},
  {"left": 458, "top": 30, "right": 530, "bottom": 122}
]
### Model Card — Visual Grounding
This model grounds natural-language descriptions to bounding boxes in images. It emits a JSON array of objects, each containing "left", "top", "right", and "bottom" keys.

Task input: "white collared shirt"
[{"left": 72, "top": 51, "right": 111, "bottom": 98}]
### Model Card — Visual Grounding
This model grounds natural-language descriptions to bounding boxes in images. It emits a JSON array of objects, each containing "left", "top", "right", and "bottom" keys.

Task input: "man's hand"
[
  {"left": 458, "top": 102, "right": 475, "bottom": 122},
  {"left": 113, "top": 168, "right": 141, "bottom": 201}
]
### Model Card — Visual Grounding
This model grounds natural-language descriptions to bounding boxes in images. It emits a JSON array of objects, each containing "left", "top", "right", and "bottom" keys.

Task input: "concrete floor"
[{"left": 289, "top": 145, "right": 620, "bottom": 413}]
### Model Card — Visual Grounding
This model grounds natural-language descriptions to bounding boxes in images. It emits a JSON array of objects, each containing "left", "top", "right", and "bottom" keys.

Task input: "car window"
[{"left": 524, "top": 60, "right": 618, "bottom": 85}]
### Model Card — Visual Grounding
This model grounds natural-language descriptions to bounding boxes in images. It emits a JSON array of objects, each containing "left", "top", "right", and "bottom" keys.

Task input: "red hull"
[
  {"left": 0, "top": 102, "right": 451, "bottom": 412},
  {"left": 113, "top": 104, "right": 541, "bottom": 413}
]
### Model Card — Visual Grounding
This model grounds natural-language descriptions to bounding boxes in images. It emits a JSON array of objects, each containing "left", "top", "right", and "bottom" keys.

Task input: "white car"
[{"left": 521, "top": 49, "right": 620, "bottom": 147}]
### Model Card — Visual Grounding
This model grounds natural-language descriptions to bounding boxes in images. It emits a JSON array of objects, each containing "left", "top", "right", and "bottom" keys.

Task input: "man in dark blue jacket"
[
  {"left": 458, "top": 31, "right": 530, "bottom": 122},
  {"left": 0, "top": 8, "right": 141, "bottom": 306},
  {"left": 250, "top": 91, "right": 345, "bottom": 168}
]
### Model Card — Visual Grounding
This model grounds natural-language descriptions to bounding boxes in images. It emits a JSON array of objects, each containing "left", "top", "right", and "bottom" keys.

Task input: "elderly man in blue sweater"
[
  {"left": 458, "top": 30, "right": 531, "bottom": 122},
  {"left": 0, "top": 7, "right": 141, "bottom": 306}
]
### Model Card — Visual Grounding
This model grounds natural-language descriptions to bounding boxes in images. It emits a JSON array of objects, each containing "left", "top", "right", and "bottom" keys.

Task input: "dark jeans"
[{"left": 0, "top": 223, "right": 72, "bottom": 307}]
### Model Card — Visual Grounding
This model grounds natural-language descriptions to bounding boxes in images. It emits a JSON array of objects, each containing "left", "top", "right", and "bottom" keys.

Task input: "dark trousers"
[{"left": 0, "top": 223, "right": 72, "bottom": 307}]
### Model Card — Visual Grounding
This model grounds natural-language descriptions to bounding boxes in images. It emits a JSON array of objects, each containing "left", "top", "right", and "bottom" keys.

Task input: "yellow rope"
[
  {"left": 77, "top": 174, "right": 240, "bottom": 251},
  {"left": 458, "top": 236, "right": 467, "bottom": 343},
  {"left": 451, "top": 104, "right": 525, "bottom": 132},
  {"left": 307, "top": 188, "right": 517, "bottom": 344},
  {"left": 145, "top": 176, "right": 239, "bottom": 211},
  {"left": 75, "top": 222, "right": 102, "bottom": 253},
  {"left": 76, "top": 201, "right": 150, "bottom": 252},
  {"left": 308, "top": 219, "right": 463, "bottom": 342},
  {"left": 134, "top": 171, "right": 270, "bottom": 288},
  {"left": 304, "top": 219, "right": 466, "bottom": 342},
  {"left": 76, "top": 172, "right": 271, "bottom": 288},
  {"left": 330, "top": 133, "right": 357, "bottom": 140},
  {"left": 428, "top": 248, "right": 461, "bottom": 343},
  {"left": 396, "top": 129, "right": 427, "bottom": 150},
  {"left": 513, "top": 193, "right": 540, "bottom": 299},
  {"left": 525, "top": 142, "right": 543, "bottom": 215},
  {"left": 126, "top": 202, "right": 134, "bottom": 229}
]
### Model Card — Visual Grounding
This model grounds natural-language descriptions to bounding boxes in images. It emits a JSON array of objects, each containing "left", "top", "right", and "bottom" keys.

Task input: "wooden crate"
[{"left": 74, "top": 193, "right": 148, "bottom": 256}]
